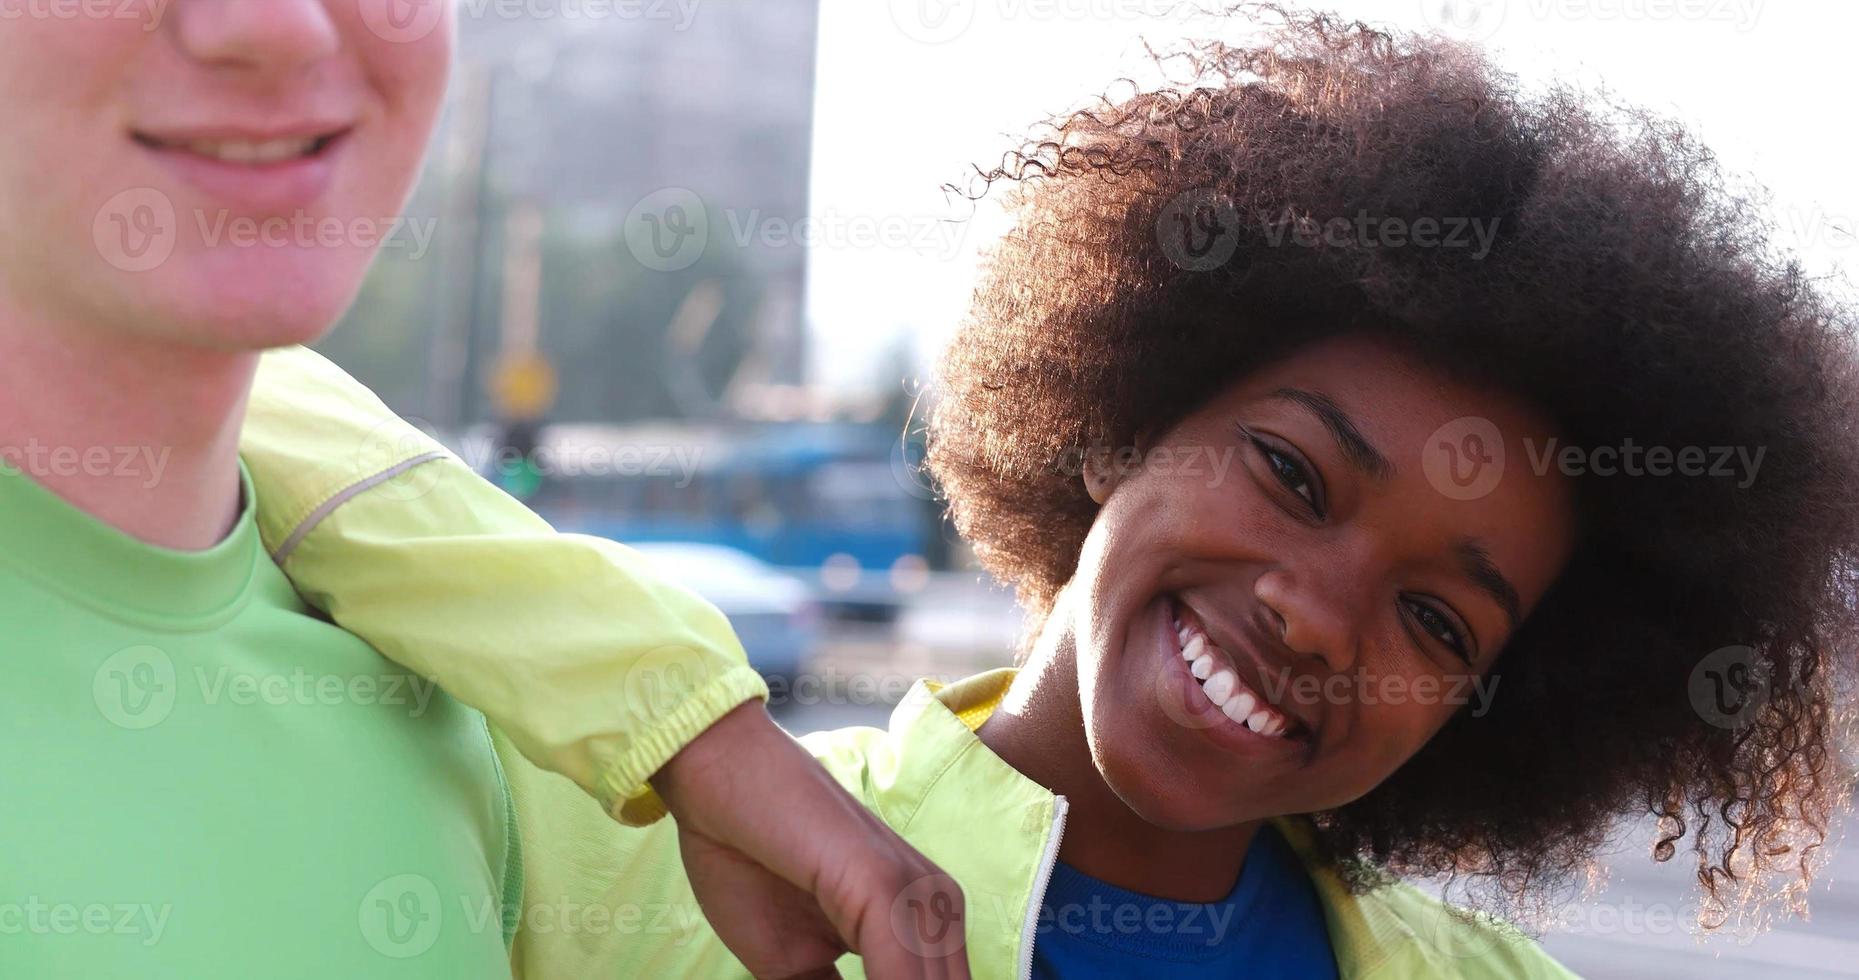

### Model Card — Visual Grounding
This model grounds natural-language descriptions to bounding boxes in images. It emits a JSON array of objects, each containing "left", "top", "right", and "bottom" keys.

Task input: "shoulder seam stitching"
[{"left": 270, "top": 450, "right": 449, "bottom": 564}]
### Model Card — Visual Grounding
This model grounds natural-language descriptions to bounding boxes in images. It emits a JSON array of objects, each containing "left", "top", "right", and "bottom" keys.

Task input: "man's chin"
[{"left": 148, "top": 265, "right": 365, "bottom": 351}]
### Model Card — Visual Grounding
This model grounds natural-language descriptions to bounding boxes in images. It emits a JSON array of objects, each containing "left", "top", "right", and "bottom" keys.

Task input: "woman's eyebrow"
[
  {"left": 1267, "top": 387, "right": 1394, "bottom": 481},
  {"left": 1455, "top": 537, "right": 1524, "bottom": 633}
]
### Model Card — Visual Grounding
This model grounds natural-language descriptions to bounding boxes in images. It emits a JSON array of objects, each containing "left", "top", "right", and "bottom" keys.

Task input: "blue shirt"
[{"left": 1031, "top": 823, "right": 1340, "bottom": 979}]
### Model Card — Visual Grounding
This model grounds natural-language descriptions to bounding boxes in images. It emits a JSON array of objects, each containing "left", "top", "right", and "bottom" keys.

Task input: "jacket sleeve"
[{"left": 238, "top": 345, "right": 768, "bottom": 825}]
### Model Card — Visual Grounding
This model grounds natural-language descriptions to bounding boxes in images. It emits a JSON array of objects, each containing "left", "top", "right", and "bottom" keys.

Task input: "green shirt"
[{"left": 0, "top": 461, "right": 520, "bottom": 977}]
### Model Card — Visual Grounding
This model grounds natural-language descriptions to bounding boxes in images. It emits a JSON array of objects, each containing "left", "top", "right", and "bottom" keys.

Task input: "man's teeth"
[
  {"left": 1176, "top": 614, "right": 1292, "bottom": 739},
  {"left": 179, "top": 138, "right": 321, "bottom": 164}
]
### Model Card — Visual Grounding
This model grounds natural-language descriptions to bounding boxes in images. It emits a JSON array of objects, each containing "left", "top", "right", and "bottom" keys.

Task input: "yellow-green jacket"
[
  {"left": 240, "top": 345, "right": 768, "bottom": 827},
  {"left": 495, "top": 670, "right": 1583, "bottom": 978},
  {"left": 238, "top": 346, "right": 1579, "bottom": 978}
]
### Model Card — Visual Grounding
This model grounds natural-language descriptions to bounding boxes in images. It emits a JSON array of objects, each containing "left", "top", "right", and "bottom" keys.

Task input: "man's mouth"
[
  {"left": 131, "top": 130, "right": 348, "bottom": 166},
  {"left": 1169, "top": 595, "right": 1310, "bottom": 741}
]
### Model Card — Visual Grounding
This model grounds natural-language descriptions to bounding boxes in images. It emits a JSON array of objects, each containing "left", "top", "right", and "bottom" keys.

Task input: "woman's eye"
[
  {"left": 1405, "top": 599, "right": 1471, "bottom": 662},
  {"left": 1251, "top": 436, "right": 1322, "bottom": 515}
]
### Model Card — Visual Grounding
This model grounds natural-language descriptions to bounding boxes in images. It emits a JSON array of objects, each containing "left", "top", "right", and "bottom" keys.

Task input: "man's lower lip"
[{"left": 136, "top": 136, "right": 344, "bottom": 212}]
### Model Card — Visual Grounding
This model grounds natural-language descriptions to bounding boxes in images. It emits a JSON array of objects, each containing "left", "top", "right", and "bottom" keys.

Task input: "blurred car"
[{"left": 627, "top": 542, "right": 820, "bottom": 681}]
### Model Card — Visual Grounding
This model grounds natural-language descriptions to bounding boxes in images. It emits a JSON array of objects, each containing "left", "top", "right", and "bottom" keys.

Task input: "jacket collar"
[{"left": 876, "top": 668, "right": 1442, "bottom": 979}]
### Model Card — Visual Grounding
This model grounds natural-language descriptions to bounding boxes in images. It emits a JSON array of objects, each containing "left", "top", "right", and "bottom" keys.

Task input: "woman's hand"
[{"left": 653, "top": 702, "right": 972, "bottom": 980}]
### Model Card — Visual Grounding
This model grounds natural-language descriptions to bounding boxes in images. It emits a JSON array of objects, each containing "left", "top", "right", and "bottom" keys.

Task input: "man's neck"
[
  {"left": 976, "top": 597, "right": 1261, "bottom": 903},
  {"left": 0, "top": 315, "right": 257, "bottom": 551}
]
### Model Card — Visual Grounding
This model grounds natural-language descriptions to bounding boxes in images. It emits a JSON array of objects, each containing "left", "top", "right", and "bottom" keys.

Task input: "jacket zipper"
[{"left": 1014, "top": 794, "right": 1069, "bottom": 980}]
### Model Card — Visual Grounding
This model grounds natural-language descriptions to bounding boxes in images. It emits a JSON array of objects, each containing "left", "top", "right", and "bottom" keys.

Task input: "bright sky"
[{"left": 805, "top": 0, "right": 1858, "bottom": 392}]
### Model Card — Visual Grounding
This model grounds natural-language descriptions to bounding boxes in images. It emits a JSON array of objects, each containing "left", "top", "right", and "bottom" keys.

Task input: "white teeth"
[
  {"left": 183, "top": 138, "right": 318, "bottom": 164},
  {"left": 1202, "top": 670, "right": 1235, "bottom": 705},
  {"left": 1176, "top": 608, "right": 1297, "bottom": 739}
]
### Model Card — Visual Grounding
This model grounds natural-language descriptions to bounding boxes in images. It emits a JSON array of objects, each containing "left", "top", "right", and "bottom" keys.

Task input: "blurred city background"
[{"left": 313, "top": 1, "right": 1857, "bottom": 975}]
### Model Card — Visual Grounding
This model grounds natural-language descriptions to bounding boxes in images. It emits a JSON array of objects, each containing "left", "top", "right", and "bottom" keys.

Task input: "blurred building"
[{"left": 326, "top": 1, "right": 822, "bottom": 428}]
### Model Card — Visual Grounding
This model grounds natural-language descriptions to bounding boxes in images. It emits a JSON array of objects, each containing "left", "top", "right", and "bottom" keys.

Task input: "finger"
[
  {"left": 857, "top": 871, "right": 969, "bottom": 980},
  {"left": 771, "top": 967, "right": 842, "bottom": 980}
]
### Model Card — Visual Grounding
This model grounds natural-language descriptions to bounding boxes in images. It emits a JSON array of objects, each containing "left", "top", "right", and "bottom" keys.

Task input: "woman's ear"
[
  {"left": 1082, "top": 426, "right": 1162, "bottom": 504},
  {"left": 1082, "top": 440, "right": 1138, "bottom": 505}
]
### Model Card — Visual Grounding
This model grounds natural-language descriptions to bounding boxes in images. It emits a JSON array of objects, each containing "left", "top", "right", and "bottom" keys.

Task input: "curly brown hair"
[{"left": 925, "top": 6, "right": 1859, "bottom": 927}]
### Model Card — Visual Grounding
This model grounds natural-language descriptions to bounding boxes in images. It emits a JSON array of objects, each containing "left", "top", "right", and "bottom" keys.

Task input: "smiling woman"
[{"left": 926, "top": 3, "right": 1859, "bottom": 950}]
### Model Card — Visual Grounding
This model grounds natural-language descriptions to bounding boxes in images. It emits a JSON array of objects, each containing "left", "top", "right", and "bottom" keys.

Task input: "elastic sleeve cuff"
[{"left": 596, "top": 664, "right": 770, "bottom": 826}]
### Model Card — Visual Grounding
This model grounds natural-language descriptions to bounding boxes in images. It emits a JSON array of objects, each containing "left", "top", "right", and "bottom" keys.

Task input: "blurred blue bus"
[{"left": 510, "top": 421, "right": 938, "bottom": 590}]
